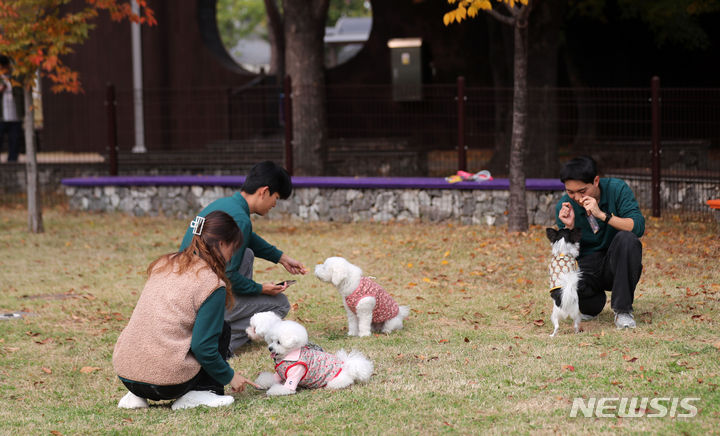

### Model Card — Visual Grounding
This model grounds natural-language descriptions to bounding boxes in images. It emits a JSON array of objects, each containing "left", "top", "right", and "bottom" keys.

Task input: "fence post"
[
  {"left": 457, "top": 76, "right": 467, "bottom": 172},
  {"left": 651, "top": 76, "right": 661, "bottom": 217},
  {"left": 283, "top": 75, "right": 293, "bottom": 176},
  {"left": 227, "top": 86, "right": 233, "bottom": 141},
  {"left": 105, "top": 83, "right": 118, "bottom": 176}
]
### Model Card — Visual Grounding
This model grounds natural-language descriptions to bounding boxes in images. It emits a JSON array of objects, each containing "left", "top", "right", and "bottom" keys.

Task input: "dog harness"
[
  {"left": 274, "top": 346, "right": 344, "bottom": 389},
  {"left": 345, "top": 277, "right": 400, "bottom": 323},
  {"left": 548, "top": 253, "right": 579, "bottom": 292}
]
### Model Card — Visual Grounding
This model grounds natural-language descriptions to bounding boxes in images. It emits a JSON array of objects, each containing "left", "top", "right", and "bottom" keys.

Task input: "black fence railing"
[{"left": 1, "top": 78, "right": 718, "bottom": 218}]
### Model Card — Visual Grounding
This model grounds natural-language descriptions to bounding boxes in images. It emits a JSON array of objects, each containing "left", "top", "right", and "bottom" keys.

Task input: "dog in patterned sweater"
[
  {"left": 315, "top": 257, "right": 410, "bottom": 337},
  {"left": 254, "top": 320, "right": 373, "bottom": 396},
  {"left": 546, "top": 227, "right": 583, "bottom": 337}
]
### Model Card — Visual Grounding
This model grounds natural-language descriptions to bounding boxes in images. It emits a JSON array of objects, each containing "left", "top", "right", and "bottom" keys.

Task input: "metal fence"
[{"left": 1, "top": 79, "right": 718, "bottom": 218}]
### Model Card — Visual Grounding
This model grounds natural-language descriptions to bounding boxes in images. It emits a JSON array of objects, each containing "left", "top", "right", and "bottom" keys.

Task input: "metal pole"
[
  {"left": 283, "top": 75, "right": 293, "bottom": 175},
  {"left": 457, "top": 76, "right": 467, "bottom": 172},
  {"left": 106, "top": 83, "right": 119, "bottom": 176},
  {"left": 651, "top": 76, "right": 661, "bottom": 217},
  {"left": 227, "top": 87, "right": 233, "bottom": 141},
  {"left": 131, "top": 0, "right": 146, "bottom": 153}
]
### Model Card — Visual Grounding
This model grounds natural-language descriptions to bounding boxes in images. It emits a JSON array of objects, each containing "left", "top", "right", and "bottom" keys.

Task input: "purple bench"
[{"left": 61, "top": 175, "right": 565, "bottom": 191}]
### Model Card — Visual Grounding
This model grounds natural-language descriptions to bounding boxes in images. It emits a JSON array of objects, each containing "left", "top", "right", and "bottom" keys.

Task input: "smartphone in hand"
[{"left": 276, "top": 280, "right": 297, "bottom": 287}]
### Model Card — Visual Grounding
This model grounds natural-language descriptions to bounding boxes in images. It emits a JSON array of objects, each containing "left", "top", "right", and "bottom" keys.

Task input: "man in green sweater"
[
  {"left": 181, "top": 161, "right": 307, "bottom": 354},
  {"left": 555, "top": 156, "right": 645, "bottom": 329}
]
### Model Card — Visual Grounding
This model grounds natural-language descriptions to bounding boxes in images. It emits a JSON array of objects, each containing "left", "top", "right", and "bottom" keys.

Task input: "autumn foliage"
[
  {"left": 443, "top": 0, "right": 529, "bottom": 25},
  {"left": 0, "top": 0, "right": 156, "bottom": 93}
]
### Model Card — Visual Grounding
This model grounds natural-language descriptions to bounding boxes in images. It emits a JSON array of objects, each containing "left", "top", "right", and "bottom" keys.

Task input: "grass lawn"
[{"left": 1, "top": 206, "right": 718, "bottom": 435}]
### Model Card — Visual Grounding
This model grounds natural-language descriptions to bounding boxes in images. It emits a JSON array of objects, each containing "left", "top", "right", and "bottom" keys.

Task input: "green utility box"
[{"left": 388, "top": 38, "right": 423, "bottom": 101}]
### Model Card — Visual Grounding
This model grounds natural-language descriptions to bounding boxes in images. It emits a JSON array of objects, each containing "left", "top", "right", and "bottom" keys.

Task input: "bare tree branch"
[{"left": 485, "top": 8, "right": 515, "bottom": 26}]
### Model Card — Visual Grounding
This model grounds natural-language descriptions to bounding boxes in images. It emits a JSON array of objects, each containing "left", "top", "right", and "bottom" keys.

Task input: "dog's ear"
[
  {"left": 331, "top": 267, "right": 346, "bottom": 287},
  {"left": 570, "top": 227, "right": 583, "bottom": 243},
  {"left": 546, "top": 227, "right": 558, "bottom": 242}
]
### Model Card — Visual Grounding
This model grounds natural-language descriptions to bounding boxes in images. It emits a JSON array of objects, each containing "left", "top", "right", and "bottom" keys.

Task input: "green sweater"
[
  {"left": 555, "top": 178, "right": 645, "bottom": 257},
  {"left": 180, "top": 193, "right": 283, "bottom": 295}
]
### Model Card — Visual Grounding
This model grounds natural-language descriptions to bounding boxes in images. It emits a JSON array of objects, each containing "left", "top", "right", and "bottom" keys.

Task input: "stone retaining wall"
[{"left": 64, "top": 185, "right": 562, "bottom": 226}]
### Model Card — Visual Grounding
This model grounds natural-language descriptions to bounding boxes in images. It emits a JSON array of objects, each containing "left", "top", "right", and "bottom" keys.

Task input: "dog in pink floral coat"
[
  {"left": 315, "top": 257, "right": 410, "bottom": 337},
  {"left": 254, "top": 320, "right": 373, "bottom": 396}
]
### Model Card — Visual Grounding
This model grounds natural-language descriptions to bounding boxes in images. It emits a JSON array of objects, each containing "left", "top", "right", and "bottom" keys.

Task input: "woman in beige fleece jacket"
[{"left": 113, "top": 211, "right": 259, "bottom": 410}]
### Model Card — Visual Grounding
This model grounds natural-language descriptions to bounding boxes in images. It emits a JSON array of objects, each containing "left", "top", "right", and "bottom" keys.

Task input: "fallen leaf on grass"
[
  {"left": 579, "top": 342, "right": 592, "bottom": 347},
  {"left": 533, "top": 319, "right": 545, "bottom": 326},
  {"left": 438, "top": 339, "right": 449, "bottom": 343},
  {"left": 713, "top": 342, "right": 720, "bottom": 351},
  {"left": 562, "top": 365, "right": 575, "bottom": 372},
  {"left": 623, "top": 355, "right": 638, "bottom": 363},
  {"left": 42, "top": 367, "right": 52, "bottom": 374},
  {"left": 80, "top": 366, "right": 101, "bottom": 374}
]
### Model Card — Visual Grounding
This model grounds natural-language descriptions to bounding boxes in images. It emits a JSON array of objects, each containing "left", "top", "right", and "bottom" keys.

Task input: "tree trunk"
[
  {"left": 486, "top": 16, "right": 513, "bottom": 177},
  {"left": 283, "top": 0, "right": 329, "bottom": 176},
  {"left": 564, "top": 50, "right": 596, "bottom": 147},
  {"left": 526, "top": 0, "right": 563, "bottom": 178},
  {"left": 264, "top": 0, "right": 285, "bottom": 80},
  {"left": 507, "top": 19, "right": 529, "bottom": 232},
  {"left": 24, "top": 87, "right": 44, "bottom": 233}
]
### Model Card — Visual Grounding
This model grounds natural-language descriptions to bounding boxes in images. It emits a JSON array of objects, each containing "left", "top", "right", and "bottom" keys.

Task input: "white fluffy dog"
[
  {"left": 246, "top": 311, "right": 282, "bottom": 342},
  {"left": 254, "top": 319, "right": 373, "bottom": 396},
  {"left": 315, "top": 256, "right": 409, "bottom": 337}
]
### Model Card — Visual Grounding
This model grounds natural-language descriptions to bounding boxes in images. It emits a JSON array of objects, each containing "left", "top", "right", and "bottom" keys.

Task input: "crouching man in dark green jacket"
[
  {"left": 181, "top": 161, "right": 307, "bottom": 354},
  {"left": 555, "top": 156, "right": 645, "bottom": 330}
]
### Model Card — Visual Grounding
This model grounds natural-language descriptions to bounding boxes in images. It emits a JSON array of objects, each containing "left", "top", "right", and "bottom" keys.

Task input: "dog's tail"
[
  {"left": 398, "top": 305, "right": 410, "bottom": 319},
  {"left": 558, "top": 272, "right": 580, "bottom": 313},
  {"left": 336, "top": 349, "right": 373, "bottom": 382}
]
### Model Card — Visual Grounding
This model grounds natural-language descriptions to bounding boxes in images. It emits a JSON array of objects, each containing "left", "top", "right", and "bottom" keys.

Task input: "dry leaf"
[
  {"left": 562, "top": 365, "right": 575, "bottom": 371},
  {"left": 80, "top": 366, "right": 101, "bottom": 374},
  {"left": 533, "top": 319, "right": 545, "bottom": 326},
  {"left": 623, "top": 355, "right": 638, "bottom": 363},
  {"left": 42, "top": 367, "right": 52, "bottom": 374}
]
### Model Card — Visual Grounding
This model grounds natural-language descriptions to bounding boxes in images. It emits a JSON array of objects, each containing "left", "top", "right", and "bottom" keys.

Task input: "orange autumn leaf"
[
  {"left": 562, "top": 365, "right": 575, "bottom": 371},
  {"left": 80, "top": 366, "right": 101, "bottom": 374},
  {"left": 41, "top": 367, "right": 52, "bottom": 374},
  {"left": 0, "top": 0, "right": 155, "bottom": 92}
]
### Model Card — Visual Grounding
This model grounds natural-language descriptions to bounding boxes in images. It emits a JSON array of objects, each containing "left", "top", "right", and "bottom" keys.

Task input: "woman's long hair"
[{"left": 148, "top": 211, "right": 242, "bottom": 309}]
